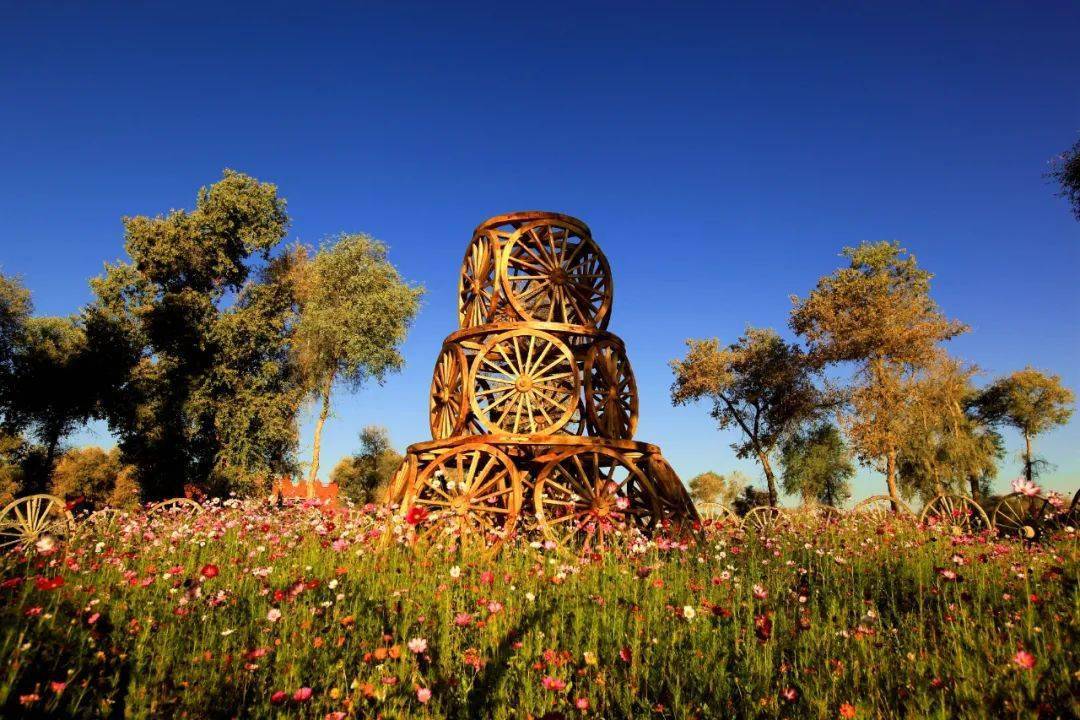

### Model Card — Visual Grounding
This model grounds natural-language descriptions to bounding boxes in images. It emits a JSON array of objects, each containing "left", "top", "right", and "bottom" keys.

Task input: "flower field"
[{"left": 1, "top": 501, "right": 1077, "bottom": 719}]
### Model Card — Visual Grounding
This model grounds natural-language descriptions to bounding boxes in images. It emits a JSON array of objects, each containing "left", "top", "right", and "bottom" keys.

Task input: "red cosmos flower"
[
  {"left": 49, "top": 681, "right": 66, "bottom": 694},
  {"left": 405, "top": 506, "right": 430, "bottom": 525},
  {"left": 1013, "top": 650, "right": 1036, "bottom": 670},
  {"left": 479, "top": 570, "right": 495, "bottom": 586},
  {"left": 618, "top": 646, "right": 632, "bottom": 663},
  {"left": 781, "top": 686, "right": 798, "bottom": 702},
  {"left": 293, "top": 687, "right": 313, "bottom": 702},
  {"left": 839, "top": 703, "right": 857, "bottom": 718},
  {"left": 754, "top": 613, "right": 773, "bottom": 642},
  {"left": 200, "top": 564, "right": 219, "bottom": 579},
  {"left": 34, "top": 576, "right": 64, "bottom": 591},
  {"left": 270, "top": 691, "right": 288, "bottom": 705}
]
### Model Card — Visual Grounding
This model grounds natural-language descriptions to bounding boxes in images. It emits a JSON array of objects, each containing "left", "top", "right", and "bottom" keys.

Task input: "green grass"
[{"left": 1, "top": 503, "right": 1077, "bottom": 719}]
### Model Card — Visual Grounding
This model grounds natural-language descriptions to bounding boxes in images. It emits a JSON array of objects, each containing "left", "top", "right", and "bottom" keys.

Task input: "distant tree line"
[{"left": 0, "top": 171, "right": 422, "bottom": 506}]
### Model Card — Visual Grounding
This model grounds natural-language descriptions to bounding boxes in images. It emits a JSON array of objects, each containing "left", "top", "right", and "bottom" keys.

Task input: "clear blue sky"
[{"left": 2, "top": 2, "right": 1077, "bottom": 501}]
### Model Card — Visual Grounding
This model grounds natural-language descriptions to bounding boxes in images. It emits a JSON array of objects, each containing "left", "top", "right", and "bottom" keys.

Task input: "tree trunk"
[
  {"left": 885, "top": 446, "right": 899, "bottom": 509},
  {"left": 759, "top": 452, "right": 778, "bottom": 507},
  {"left": 1023, "top": 432, "right": 1033, "bottom": 484},
  {"left": 968, "top": 475, "right": 980, "bottom": 500},
  {"left": 307, "top": 374, "right": 334, "bottom": 499}
]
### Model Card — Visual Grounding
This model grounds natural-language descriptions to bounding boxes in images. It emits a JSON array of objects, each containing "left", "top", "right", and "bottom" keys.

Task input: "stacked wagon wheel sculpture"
[
  {"left": 388, "top": 211, "right": 696, "bottom": 551},
  {"left": 0, "top": 494, "right": 75, "bottom": 555},
  {"left": 919, "top": 493, "right": 991, "bottom": 535}
]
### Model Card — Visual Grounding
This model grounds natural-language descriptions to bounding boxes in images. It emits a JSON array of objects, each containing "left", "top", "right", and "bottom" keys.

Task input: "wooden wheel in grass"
[
  {"left": 639, "top": 453, "right": 697, "bottom": 525},
  {"left": 697, "top": 502, "right": 736, "bottom": 523},
  {"left": 81, "top": 508, "right": 130, "bottom": 536},
  {"left": 0, "top": 494, "right": 75, "bottom": 554},
  {"left": 852, "top": 495, "right": 916, "bottom": 522},
  {"left": 469, "top": 329, "right": 580, "bottom": 435},
  {"left": 533, "top": 447, "right": 660, "bottom": 548},
  {"left": 148, "top": 497, "right": 203, "bottom": 518},
  {"left": 384, "top": 453, "right": 418, "bottom": 506},
  {"left": 742, "top": 506, "right": 790, "bottom": 535},
  {"left": 499, "top": 220, "right": 612, "bottom": 328},
  {"left": 992, "top": 493, "right": 1051, "bottom": 541},
  {"left": 405, "top": 443, "right": 521, "bottom": 547},
  {"left": 429, "top": 344, "right": 468, "bottom": 440},
  {"left": 809, "top": 505, "right": 843, "bottom": 525},
  {"left": 458, "top": 232, "right": 499, "bottom": 328},
  {"left": 919, "top": 494, "right": 990, "bottom": 534},
  {"left": 584, "top": 338, "right": 638, "bottom": 439}
]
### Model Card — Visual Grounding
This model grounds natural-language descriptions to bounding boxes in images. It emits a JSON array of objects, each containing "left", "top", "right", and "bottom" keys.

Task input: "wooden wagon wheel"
[
  {"left": 742, "top": 506, "right": 790, "bottom": 535},
  {"left": 499, "top": 220, "right": 612, "bottom": 328},
  {"left": 429, "top": 344, "right": 468, "bottom": 440},
  {"left": 458, "top": 232, "right": 499, "bottom": 328},
  {"left": 0, "top": 494, "right": 75, "bottom": 554},
  {"left": 80, "top": 508, "right": 131, "bottom": 536},
  {"left": 697, "top": 502, "right": 736, "bottom": 523},
  {"left": 404, "top": 443, "right": 521, "bottom": 548},
  {"left": 992, "top": 493, "right": 1051, "bottom": 541},
  {"left": 1066, "top": 488, "right": 1080, "bottom": 528},
  {"left": 383, "top": 453, "right": 418, "bottom": 506},
  {"left": 469, "top": 329, "right": 580, "bottom": 435},
  {"left": 852, "top": 494, "right": 916, "bottom": 521},
  {"left": 584, "top": 338, "right": 638, "bottom": 440},
  {"left": 533, "top": 447, "right": 661, "bottom": 549},
  {"left": 919, "top": 494, "right": 990, "bottom": 534},
  {"left": 148, "top": 497, "right": 203, "bottom": 518},
  {"left": 810, "top": 505, "right": 843, "bottom": 525},
  {"left": 640, "top": 453, "right": 697, "bottom": 525}
]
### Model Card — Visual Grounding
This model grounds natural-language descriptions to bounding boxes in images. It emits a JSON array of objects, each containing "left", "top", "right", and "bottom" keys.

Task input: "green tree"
[
  {"left": 292, "top": 235, "right": 422, "bottom": 497},
  {"left": 895, "top": 356, "right": 1004, "bottom": 501},
  {"left": 974, "top": 367, "right": 1074, "bottom": 484},
  {"left": 50, "top": 446, "right": 124, "bottom": 505},
  {"left": 84, "top": 170, "right": 296, "bottom": 499},
  {"left": 779, "top": 423, "right": 854, "bottom": 507},
  {"left": 0, "top": 274, "right": 32, "bottom": 419},
  {"left": 687, "top": 470, "right": 741, "bottom": 506},
  {"left": 790, "top": 241, "right": 966, "bottom": 504},
  {"left": 1049, "top": 137, "right": 1080, "bottom": 221},
  {"left": 330, "top": 425, "right": 402, "bottom": 504},
  {"left": 671, "top": 327, "right": 822, "bottom": 506}
]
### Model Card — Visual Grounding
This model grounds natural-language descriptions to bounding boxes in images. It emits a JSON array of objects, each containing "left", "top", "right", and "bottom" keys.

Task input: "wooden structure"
[{"left": 386, "top": 211, "right": 697, "bottom": 548}]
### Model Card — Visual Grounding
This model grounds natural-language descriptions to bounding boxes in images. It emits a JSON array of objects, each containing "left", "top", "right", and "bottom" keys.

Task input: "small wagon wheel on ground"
[
  {"left": 429, "top": 344, "right": 469, "bottom": 440},
  {"left": 919, "top": 494, "right": 990, "bottom": 534},
  {"left": 469, "top": 329, "right": 580, "bottom": 435},
  {"left": 147, "top": 497, "right": 203, "bottom": 518},
  {"left": 80, "top": 508, "right": 132, "bottom": 536},
  {"left": 0, "top": 494, "right": 75, "bottom": 554},
  {"left": 808, "top": 505, "right": 844, "bottom": 525},
  {"left": 639, "top": 453, "right": 698, "bottom": 530},
  {"left": 458, "top": 232, "right": 499, "bottom": 328},
  {"left": 533, "top": 446, "right": 661, "bottom": 550},
  {"left": 742, "top": 506, "right": 790, "bottom": 535},
  {"left": 403, "top": 443, "right": 521, "bottom": 550},
  {"left": 499, "top": 220, "right": 612, "bottom": 328},
  {"left": 583, "top": 338, "right": 638, "bottom": 440},
  {"left": 697, "top": 502, "right": 736, "bottom": 523},
  {"left": 852, "top": 495, "right": 916, "bottom": 522},
  {"left": 992, "top": 493, "right": 1052, "bottom": 541}
]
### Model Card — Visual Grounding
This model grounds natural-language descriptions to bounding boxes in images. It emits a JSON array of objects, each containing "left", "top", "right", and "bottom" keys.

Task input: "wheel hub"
[
  {"left": 549, "top": 267, "right": 568, "bottom": 285},
  {"left": 515, "top": 375, "right": 534, "bottom": 392}
]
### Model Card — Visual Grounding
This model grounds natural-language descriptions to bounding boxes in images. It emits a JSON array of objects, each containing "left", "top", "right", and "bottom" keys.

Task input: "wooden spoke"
[
  {"left": 742, "top": 506, "right": 790, "bottom": 535},
  {"left": 992, "top": 492, "right": 1051, "bottom": 541},
  {"left": 383, "top": 453, "right": 418, "bottom": 506},
  {"left": 429, "top": 344, "right": 468, "bottom": 440},
  {"left": 919, "top": 494, "right": 990, "bottom": 534},
  {"left": 404, "top": 444, "right": 521, "bottom": 548},
  {"left": 469, "top": 329, "right": 580, "bottom": 435},
  {"left": 584, "top": 338, "right": 637, "bottom": 439},
  {"left": 0, "top": 494, "right": 74, "bottom": 553},
  {"left": 852, "top": 494, "right": 915, "bottom": 521},
  {"left": 533, "top": 447, "right": 660, "bottom": 549},
  {"left": 696, "top": 502, "right": 735, "bottom": 522},
  {"left": 147, "top": 497, "right": 203, "bottom": 518},
  {"left": 499, "top": 220, "right": 612, "bottom": 329}
]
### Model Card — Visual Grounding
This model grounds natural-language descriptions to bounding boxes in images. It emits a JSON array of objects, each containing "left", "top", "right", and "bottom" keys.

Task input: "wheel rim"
[
  {"left": 993, "top": 493, "right": 1048, "bottom": 540},
  {"left": 458, "top": 232, "right": 498, "bottom": 328},
  {"left": 744, "top": 506, "right": 787, "bottom": 534},
  {"left": 429, "top": 345, "right": 468, "bottom": 439},
  {"left": 534, "top": 448, "right": 659, "bottom": 549},
  {"left": 406, "top": 445, "right": 521, "bottom": 546},
  {"left": 469, "top": 329, "right": 580, "bottom": 435},
  {"left": 500, "top": 220, "right": 612, "bottom": 328},
  {"left": 853, "top": 495, "right": 914, "bottom": 521},
  {"left": 584, "top": 339, "right": 638, "bottom": 440},
  {"left": 921, "top": 494, "right": 989, "bottom": 533},
  {"left": 0, "top": 495, "right": 74, "bottom": 552}
]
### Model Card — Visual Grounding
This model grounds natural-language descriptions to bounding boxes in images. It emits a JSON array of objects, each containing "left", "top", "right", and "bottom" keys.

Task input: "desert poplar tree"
[
  {"left": 671, "top": 327, "right": 821, "bottom": 506},
  {"left": 791, "top": 241, "right": 966, "bottom": 504},
  {"left": 292, "top": 235, "right": 422, "bottom": 497}
]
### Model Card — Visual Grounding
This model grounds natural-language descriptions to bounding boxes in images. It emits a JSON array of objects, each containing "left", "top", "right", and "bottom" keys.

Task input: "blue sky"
[{"left": 1, "top": 2, "right": 1077, "bottom": 501}]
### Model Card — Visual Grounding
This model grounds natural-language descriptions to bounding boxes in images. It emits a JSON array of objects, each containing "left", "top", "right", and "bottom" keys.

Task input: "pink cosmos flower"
[
  {"left": 293, "top": 687, "right": 313, "bottom": 702},
  {"left": 541, "top": 675, "right": 567, "bottom": 691},
  {"left": 270, "top": 691, "right": 288, "bottom": 705},
  {"left": 487, "top": 601, "right": 503, "bottom": 615},
  {"left": 416, "top": 687, "right": 432, "bottom": 704},
  {"left": 1011, "top": 477, "right": 1042, "bottom": 497},
  {"left": 479, "top": 571, "right": 495, "bottom": 586},
  {"left": 407, "top": 637, "right": 428, "bottom": 654},
  {"left": 454, "top": 612, "right": 473, "bottom": 627},
  {"left": 266, "top": 608, "right": 282, "bottom": 623},
  {"left": 753, "top": 584, "right": 768, "bottom": 600},
  {"left": 1013, "top": 650, "right": 1036, "bottom": 669},
  {"left": 575, "top": 697, "right": 590, "bottom": 710}
]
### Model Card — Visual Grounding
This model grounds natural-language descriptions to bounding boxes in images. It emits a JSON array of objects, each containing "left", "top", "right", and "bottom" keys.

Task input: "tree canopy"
[
  {"left": 687, "top": 470, "right": 742, "bottom": 506},
  {"left": 779, "top": 423, "right": 854, "bottom": 507},
  {"left": 1049, "top": 138, "right": 1080, "bottom": 221},
  {"left": 330, "top": 426, "right": 402, "bottom": 504}
]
